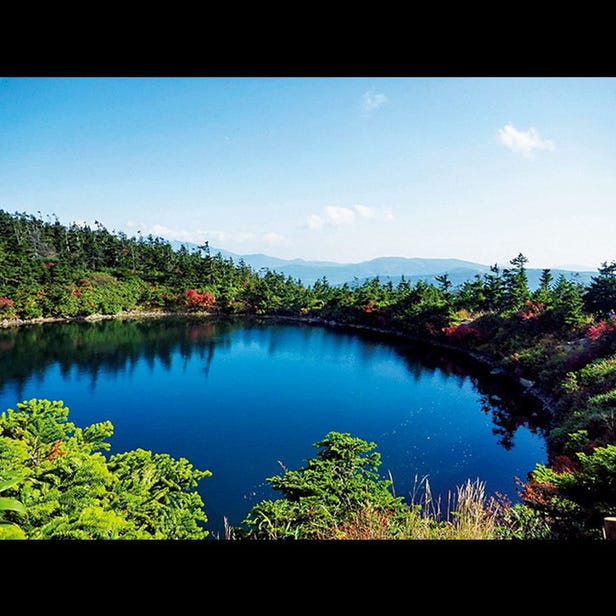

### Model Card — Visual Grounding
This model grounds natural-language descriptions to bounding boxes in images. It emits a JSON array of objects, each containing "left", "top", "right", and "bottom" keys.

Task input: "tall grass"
[
  {"left": 437, "top": 478, "right": 506, "bottom": 539},
  {"left": 221, "top": 476, "right": 515, "bottom": 540},
  {"left": 328, "top": 476, "right": 509, "bottom": 540}
]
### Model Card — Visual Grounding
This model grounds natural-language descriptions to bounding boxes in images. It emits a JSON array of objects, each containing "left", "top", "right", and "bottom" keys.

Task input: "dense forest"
[{"left": 2, "top": 208, "right": 616, "bottom": 540}]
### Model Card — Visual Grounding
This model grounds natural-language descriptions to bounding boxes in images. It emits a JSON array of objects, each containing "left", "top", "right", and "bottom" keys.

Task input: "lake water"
[{"left": 0, "top": 316, "right": 548, "bottom": 538}]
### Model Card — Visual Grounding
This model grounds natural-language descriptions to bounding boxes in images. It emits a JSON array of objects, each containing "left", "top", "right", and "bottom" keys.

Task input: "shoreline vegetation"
[
  {"left": 0, "top": 308, "right": 560, "bottom": 417},
  {"left": 2, "top": 208, "right": 616, "bottom": 539}
]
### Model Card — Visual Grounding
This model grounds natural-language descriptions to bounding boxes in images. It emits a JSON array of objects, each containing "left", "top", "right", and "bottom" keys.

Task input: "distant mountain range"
[{"left": 169, "top": 240, "right": 597, "bottom": 289}]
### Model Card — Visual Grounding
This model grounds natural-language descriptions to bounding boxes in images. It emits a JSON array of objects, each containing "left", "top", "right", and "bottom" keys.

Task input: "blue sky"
[{"left": 1, "top": 76, "right": 615, "bottom": 270}]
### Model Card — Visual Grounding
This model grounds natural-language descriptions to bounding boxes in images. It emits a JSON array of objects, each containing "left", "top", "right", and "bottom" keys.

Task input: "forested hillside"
[
  {"left": 2, "top": 208, "right": 616, "bottom": 539},
  {"left": 172, "top": 241, "right": 595, "bottom": 289}
]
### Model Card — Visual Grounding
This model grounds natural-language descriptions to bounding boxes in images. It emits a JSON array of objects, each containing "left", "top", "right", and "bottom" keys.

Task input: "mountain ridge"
[{"left": 168, "top": 240, "right": 596, "bottom": 289}]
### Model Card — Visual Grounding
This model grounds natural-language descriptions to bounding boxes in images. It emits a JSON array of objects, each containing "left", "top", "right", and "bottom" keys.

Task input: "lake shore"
[
  {"left": 1, "top": 308, "right": 559, "bottom": 422},
  {"left": 0, "top": 309, "right": 211, "bottom": 329},
  {"left": 261, "top": 314, "right": 559, "bottom": 420}
]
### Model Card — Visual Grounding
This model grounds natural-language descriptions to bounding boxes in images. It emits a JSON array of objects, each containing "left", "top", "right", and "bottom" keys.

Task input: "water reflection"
[
  {"left": 0, "top": 316, "right": 549, "bottom": 452},
  {"left": 0, "top": 316, "right": 551, "bottom": 535},
  {"left": 331, "top": 326, "right": 550, "bottom": 447},
  {"left": 0, "top": 317, "right": 235, "bottom": 397}
]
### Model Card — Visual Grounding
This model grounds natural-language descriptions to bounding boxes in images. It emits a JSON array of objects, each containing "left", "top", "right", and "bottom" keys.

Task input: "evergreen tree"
[
  {"left": 551, "top": 275, "right": 587, "bottom": 330},
  {"left": 457, "top": 274, "right": 486, "bottom": 313},
  {"left": 236, "top": 432, "right": 406, "bottom": 539},
  {"left": 0, "top": 399, "right": 211, "bottom": 539},
  {"left": 584, "top": 261, "right": 616, "bottom": 318},
  {"left": 434, "top": 273, "right": 453, "bottom": 298},
  {"left": 483, "top": 264, "right": 505, "bottom": 312},
  {"left": 533, "top": 268, "right": 554, "bottom": 307},
  {"left": 502, "top": 253, "right": 530, "bottom": 313}
]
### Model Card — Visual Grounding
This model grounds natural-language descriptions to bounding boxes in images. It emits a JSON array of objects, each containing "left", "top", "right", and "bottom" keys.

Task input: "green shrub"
[
  {"left": 0, "top": 472, "right": 27, "bottom": 539},
  {"left": 0, "top": 399, "right": 211, "bottom": 539},
  {"left": 235, "top": 432, "right": 408, "bottom": 539},
  {"left": 520, "top": 444, "right": 616, "bottom": 539}
]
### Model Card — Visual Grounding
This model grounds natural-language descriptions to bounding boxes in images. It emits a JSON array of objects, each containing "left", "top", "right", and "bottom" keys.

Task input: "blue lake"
[{"left": 0, "top": 316, "right": 548, "bottom": 538}]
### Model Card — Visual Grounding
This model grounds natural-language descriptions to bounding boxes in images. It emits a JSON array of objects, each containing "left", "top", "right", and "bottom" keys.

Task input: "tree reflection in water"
[
  {"left": 0, "top": 317, "right": 237, "bottom": 398},
  {"left": 346, "top": 326, "right": 551, "bottom": 452},
  {"left": 0, "top": 316, "right": 550, "bottom": 534},
  {"left": 0, "top": 316, "right": 550, "bottom": 450}
]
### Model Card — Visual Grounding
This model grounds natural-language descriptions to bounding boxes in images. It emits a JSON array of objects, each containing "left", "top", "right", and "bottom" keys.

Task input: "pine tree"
[
  {"left": 502, "top": 253, "right": 530, "bottom": 313},
  {"left": 533, "top": 268, "right": 554, "bottom": 307},
  {"left": 551, "top": 275, "right": 587, "bottom": 330},
  {"left": 0, "top": 399, "right": 211, "bottom": 539},
  {"left": 584, "top": 261, "right": 616, "bottom": 318}
]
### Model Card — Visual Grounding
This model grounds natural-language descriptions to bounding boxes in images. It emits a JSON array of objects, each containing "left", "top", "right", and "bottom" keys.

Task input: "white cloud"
[
  {"left": 306, "top": 214, "right": 325, "bottom": 230},
  {"left": 354, "top": 204, "right": 394, "bottom": 221},
  {"left": 306, "top": 204, "right": 394, "bottom": 230},
  {"left": 127, "top": 222, "right": 292, "bottom": 253},
  {"left": 262, "top": 231, "right": 292, "bottom": 247},
  {"left": 149, "top": 223, "right": 206, "bottom": 242},
  {"left": 128, "top": 222, "right": 255, "bottom": 245},
  {"left": 498, "top": 123, "right": 555, "bottom": 158},
  {"left": 325, "top": 206, "right": 356, "bottom": 226},
  {"left": 361, "top": 89, "right": 387, "bottom": 112}
]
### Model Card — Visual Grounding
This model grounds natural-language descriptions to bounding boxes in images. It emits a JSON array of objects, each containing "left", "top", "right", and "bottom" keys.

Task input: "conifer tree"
[
  {"left": 584, "top": 261, "right": 616, "bottom": 318},
  {"left": 551, "top": 275, "right": 587, "bottom": 330},
  {"left": 0, "top": 399, "right": 211, "bottom": 539},
  {"left": 502, "top": 253, "right": 530, "bottom": 313},
  {"left": 533, "top": 268, "right": 554, "bottom": 307}
]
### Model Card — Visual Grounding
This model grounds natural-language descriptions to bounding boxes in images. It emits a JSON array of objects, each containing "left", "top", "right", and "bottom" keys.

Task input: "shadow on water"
[
  {"left": 0, "top": 316, "right": 550, "bottom": 536},
  {"left": 0, "top": 315, "right": 550, "bottom": 454},
  {"left": 0, "top": 317, "right": 236, "bottom": 398},
  {"left": 327, "top": 324, "right": 551, "bottom": 450}
]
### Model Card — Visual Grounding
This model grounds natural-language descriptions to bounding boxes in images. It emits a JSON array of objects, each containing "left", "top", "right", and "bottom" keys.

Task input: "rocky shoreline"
[
  {"left": 0, "top": 309, "right": 211, "bottom": 329},
  {"left": 259, "top": 314, "right": 559, "bottom": 421},
  {"left": 1, "top": 308, "right": 559, "bottom": 422}
]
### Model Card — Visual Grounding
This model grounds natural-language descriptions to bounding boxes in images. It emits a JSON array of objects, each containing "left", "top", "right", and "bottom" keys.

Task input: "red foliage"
[
  {"left": 0, "top": 297, "right": 14, "bottom": 308},
  {"left": 519, "top": 300, "right": 545, "bottom": 320},
  {"left": 442, "top": 323, "right": 490, "bottom": 344},
  {"left": 519, "top": 479, "right": 559, "bottom": 507},
  {"left": 584, "top": 442, "right": 600, "bottom": 454},
  {"left": 587, "top": 316, "right": 616, "bottom": 341},
  {"left": 550, "top": 454, "right": 580, "bottom": 474},
  {"left": 47, "top": 439, "right": 66, "bottom": 462},
  {"left": 184, "top": 288, "right": 216, "bottom": 310},
  {"left": 362, "top": 301, "right": 374, "bottom": 314}
]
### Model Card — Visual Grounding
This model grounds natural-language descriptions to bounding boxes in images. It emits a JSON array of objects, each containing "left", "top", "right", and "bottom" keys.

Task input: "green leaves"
[
  {"left": 0, "top": 399, "right": 212, "bottom": 540},
  {"left": 521, "top": 444, "right": 616, "bottom": 539},
  {"left": 107, "top": 449, "right": 211, "bottom": 539},
  {"left": 237, "top": 431, "right": 406, "bottom": 539},
  {"left": 0, "top": 496, "right": 26, "bottom": 515},
  {"left": 0, "top": 472, "right": 27, "bottom": 539}
]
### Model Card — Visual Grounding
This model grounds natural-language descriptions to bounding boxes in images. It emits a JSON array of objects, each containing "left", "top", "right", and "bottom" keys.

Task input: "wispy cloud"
[
  {"left": 361, "top": 89, "right": 387, "bottom": 112},
  {"left": 127, "top": 222, "right": 255, "bottom": 245},
  {"left": 498, "top": 123, "right": 555, "bottom": 158},
  {"left": 262, "top": 231, "right": 292, "bottom": 247},
  {"left": 306, "top": 214, "right": 325, "bottom": 230},
  {"left": 325, "top": 206, "right": 356, "bottom": 226},
  {"left": 354, "top": 204, "right": 394, "bottom": 221},
  {"left": 127, "top": 222, "right": 291, "bottom": 251},
  {"left": 306, "top": 204, "right": 393, "bottom": 230}
]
